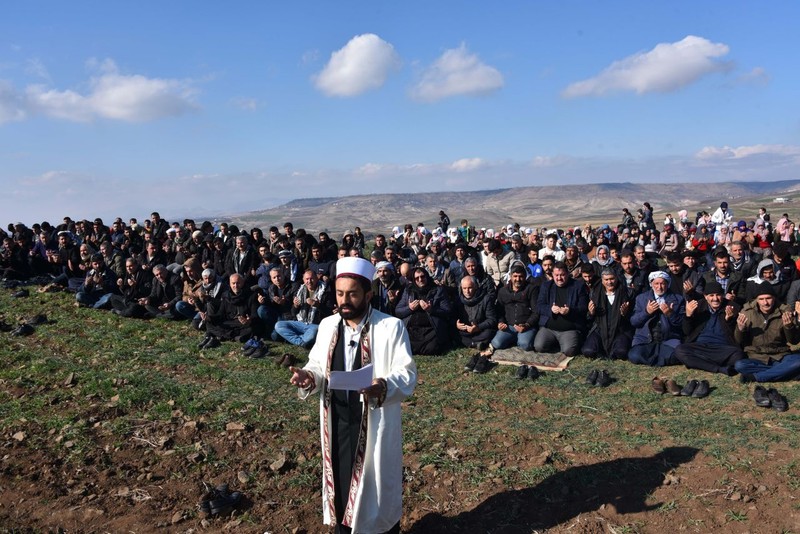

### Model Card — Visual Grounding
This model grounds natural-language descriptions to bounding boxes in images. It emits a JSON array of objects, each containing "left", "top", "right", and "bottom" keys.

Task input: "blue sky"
[{"left": 2, "top": 1, "right": 799, "bottom": 224}]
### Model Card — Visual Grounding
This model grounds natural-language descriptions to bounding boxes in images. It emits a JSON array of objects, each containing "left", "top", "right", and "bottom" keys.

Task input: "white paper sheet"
[{"left": 328, "top": 364, "right": 374, "bottom": 391}]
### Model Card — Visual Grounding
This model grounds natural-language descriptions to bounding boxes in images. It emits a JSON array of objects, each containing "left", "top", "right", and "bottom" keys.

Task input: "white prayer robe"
[{"left": 300, "top": 308, "right": 417, "bottom": 533}]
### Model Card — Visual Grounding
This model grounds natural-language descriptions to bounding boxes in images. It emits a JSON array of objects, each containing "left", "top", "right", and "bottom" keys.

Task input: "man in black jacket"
[
  {"left": 454, "top": 275, "right": 497, "bottom": 351},
  {"left": 490, "top": 264, "right": 539, "bottom": 351},
  {"left": 673, "top": 281, "right": 744, "bottom": 375},
  {"left": 534, "top": 262, "right": 589, "bottom": 356},
  {"left": 582, "top": 268, "right": 635, "bottom": 359}
]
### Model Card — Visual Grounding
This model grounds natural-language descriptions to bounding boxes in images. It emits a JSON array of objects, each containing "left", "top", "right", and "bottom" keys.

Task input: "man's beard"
[{"left": 340, "top": 300, "right": 369, "bottom": 321}]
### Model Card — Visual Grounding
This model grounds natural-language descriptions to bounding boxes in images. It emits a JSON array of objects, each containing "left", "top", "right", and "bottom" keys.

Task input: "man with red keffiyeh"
[{"left": 290, "top": 257, "right": 417, "bottom": 534}]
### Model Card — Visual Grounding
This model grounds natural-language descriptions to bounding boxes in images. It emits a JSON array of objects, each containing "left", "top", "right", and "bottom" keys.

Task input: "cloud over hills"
[
  {"left": 410, "top": 43, "right": 504, "bottom": 102},
  {"left": 313, "top": 34, "right": 401, "bottom": 97},
  {"left": 562, "top": 35, "right": 732, "bottom": 98}
]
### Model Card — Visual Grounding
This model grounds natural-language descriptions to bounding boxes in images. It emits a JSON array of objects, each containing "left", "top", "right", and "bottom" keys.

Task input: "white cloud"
[
  {"left": 562, "top": 35, "right": 731, "bottom": 98},
  {"left": 733, "top": 67, "right": 770, "bottom": 87},
  {"left": 0, "top": 80, "right": 27, "bottom": 123},
  {"left": 230, "top": 97, "right": 259, "bottom": 111},
  {"left": 410, "top": 43, "right": 504, "bottom": 102},
  {"left": 24, "top": 58, "right": 50, "bottom": 81},
  {"left": 450, "top": 157, "right": 486, "bottom": 172},
  {"left": 695, "top": 144, "right": 800, "bottom": 160},
  {"left": 531, "top": 155, "right": 570, "bottom": 168},
  {"left": 0, "top": 58, "right": 197, "bottom": 124},
  {"left": 313, "top": 34, "right": 400, "bottom": 97}
]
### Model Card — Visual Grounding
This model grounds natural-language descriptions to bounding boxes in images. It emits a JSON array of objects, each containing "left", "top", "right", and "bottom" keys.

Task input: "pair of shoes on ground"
[
  {"left": 11, "top": 288, "right": 29, "bottom": 298},
  {"left": 198, "top": 334, "right": 221, "bottom": 349},
  {"left": 585, "top": 369, "right": 612, "bottom": 387},
  {"left": 515, "top": 364, "right": 540, "bottom": 380},
  {"left": 241, "top": 338, "right": 269, "bottom": 358},
  {"left": 199, "top": 482, "right": 242, "bottom": 517},
  {"left": 276, "top": 353, "right": 297, "bottom": 368},
  {"left": 753, "top": 386, "right": 788, "bottom": 412},
  {"left": 10, "top": 323, "right": 35, "bottom": 336},
  {"left": 652, "top": 376, "right": 709, "bottom": 398},
  {"left": 464, "top": 354, "right": 493, "bottom": 374}
]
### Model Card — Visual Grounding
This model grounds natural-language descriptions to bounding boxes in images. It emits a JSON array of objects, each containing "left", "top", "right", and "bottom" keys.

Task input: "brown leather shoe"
[
  {"left": 665, "top": 379, "right": 682, "bottom": 396},
  {"left": 651, "top": 376, "right": 666, "bottom": 394}
]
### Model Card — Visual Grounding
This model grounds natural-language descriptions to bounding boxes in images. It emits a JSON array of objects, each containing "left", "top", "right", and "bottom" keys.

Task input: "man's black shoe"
[
  {"left": 248, "top": 345, "right": 269, "bottom": 359},
  {"left": 473, "top": 356, "right": 490, "bottom": 374},
  {"left": 11, "top": 289, "right": 29, "bottom": 298},
  {"left": 464, "top": 354, "right": 479, "bottom": 372},
  {"left": 680, "top": 379, "right": 698, "bottom": 397},
  {"left": 11, "top": 323, "right": 35, "bottom": 336},
  {"left": 739, "top": 373, "right": 756, "bottom": 384},
  {"left": 527, "top": 365, "right": 540, "bottom": 380},
  {"left": 516, "top": 365, "right": 529, "bottom": 379},
  {"left": 767, "top": 388, "right": 788, "bottom": 412},
  {"left": 691, "top": 380, "right": 710, "bottom": 398},
  {"left": 585, "top": 369, "right": 599, "bottom": 385},
  {"left": 203, "top": 336, "right": 221, "bottom": 349},
  {"left": 595, "top": 370, "right": 612, "bottom": 387},
  {"left": 197, "top": 335, "right": 213, "bottom": 349},
  {"left": 0, "top": 320, "right": 12, "bottom": 332},
  {"left": 753, "top": 386, "right": 771, "bottom": 408}
]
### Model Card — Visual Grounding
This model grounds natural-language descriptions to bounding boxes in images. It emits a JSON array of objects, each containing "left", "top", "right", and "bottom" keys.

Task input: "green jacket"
[{"left": 733, "top": 301, "right": 800, "bottom": 363}]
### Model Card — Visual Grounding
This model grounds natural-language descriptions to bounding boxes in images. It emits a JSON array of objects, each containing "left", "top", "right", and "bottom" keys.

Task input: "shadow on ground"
[{"left": 407, "top": 446, "right": 700, "bottom": 533}]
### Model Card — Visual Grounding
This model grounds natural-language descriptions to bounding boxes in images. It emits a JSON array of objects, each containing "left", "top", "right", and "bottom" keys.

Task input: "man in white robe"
[{"left": 290, "top": 257, "right": 417, "bottom": 534}]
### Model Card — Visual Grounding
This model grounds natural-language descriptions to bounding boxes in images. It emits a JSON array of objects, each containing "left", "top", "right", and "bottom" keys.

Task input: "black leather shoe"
[
  {"left": 197, "top": 335, "right": 212, "bottom": 349},
  {"left": 11, "top": 289, "right": 29, "bottom": 298},
  {"left": 473, "top": 356, "right": 490, "bottom": 374},
  {"left": 203, "top": 336, "right": 221, "bottom": 349},
  {"left": 11, "top": 323, "right": 35, "bottom": 336},
  {"left": 464, "top": 354, "right": 479, "bottom": 371},
  {"left": 767, "top": 388, "right": 788, "bottom": 412},
  {"left": 680, "top": 379, "right": 698, "bottom": 396},
  {"left": 516, "top": 365, "right": 529, "bottom": 379},
  {"left": 753, "top": 386, "right": 771, "bottom": 408},
  {"left": 595, "top": 370, "right": 612, "bottom": 387},
  {"left": 586, "top": 369, "right": 598, "bottom": 385},
  {"left": 691, "top": 380, "right": 710, "bottom": 398},
  {"left": 527, "top": 366, "right": 540, "bottom": 380}
]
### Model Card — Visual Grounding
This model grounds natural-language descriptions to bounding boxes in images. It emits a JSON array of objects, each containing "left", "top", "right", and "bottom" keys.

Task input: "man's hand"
[
  {"left": 497, "top": 321, "right": 509, "bottom": 331},
  {"left": 588, "top": 300, "right": 596, "bottom": 316},
  {"left": 724, "top": 305, "right": 735, "bottom": 321},
  {"left": 659, "top": 301, "right": 673, "bottom": 316},
  {"left": 419, "top": 300, "right": 431, "bottom": 311},
  {"left": 782, "top": 311, "right": 795, "bottom": 327},
  {"left": 620, "top": 301, "right": 631, "bottom": 316},
  {"left": 289, "top": 366, "right": 315, "bottom": 389},
  {"left": 685, "top": 299, "right": 698, "bottom": 317},
  {"left": 683, "top": 279, "right": 693, "bottom": 293},
  {"left": 513, "top": 324, "right": 528, "bottom": 333},
  {"left": 360, "top": 378, "right": 387, "bottom": 402},
  {"left": 737, "top": 312, "right": 749, "bottom": 332},
  {"left": 646, "top": 300, "right": 659, "bottom": 315}
]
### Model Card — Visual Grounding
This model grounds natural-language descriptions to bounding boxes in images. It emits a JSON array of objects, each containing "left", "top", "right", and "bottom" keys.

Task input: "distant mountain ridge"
[{"left": 229, "top": 180, "right": 800, "bottom": 237}]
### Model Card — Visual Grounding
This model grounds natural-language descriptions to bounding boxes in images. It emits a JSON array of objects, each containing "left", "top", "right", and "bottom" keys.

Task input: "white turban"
[{"left": 648, "top": 271, "right": 671, "bottom": 284}]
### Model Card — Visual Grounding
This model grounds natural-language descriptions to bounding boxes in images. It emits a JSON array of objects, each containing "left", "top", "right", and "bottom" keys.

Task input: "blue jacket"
[{"left": 630, "top": 289, "right": 685, "bottom": 345}]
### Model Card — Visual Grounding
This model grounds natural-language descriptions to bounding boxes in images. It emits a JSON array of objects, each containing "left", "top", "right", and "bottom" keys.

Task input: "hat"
[
  {"left": 721, "top": 202, "right": 728, "bottom": 209},
  {"left": 755, "top": 282, "right": 776, "bottom": 297},
  {"left": 704, "top": 281, "right": 724, "bottom": 295},
  {"left": 648, "top": 271, "right": 671, "bottom": 284},
  {"left": 336, "top": 257, "right": 375, "bottom": 281},
  {"left": 454, "top": 242, "right": 467, "bottom": 250},
  {"left": 278, "top": 250, "right": 293, "bottom": 258},
  {"left": 375, "top": 261, "right": 394, "bottom": 271}
]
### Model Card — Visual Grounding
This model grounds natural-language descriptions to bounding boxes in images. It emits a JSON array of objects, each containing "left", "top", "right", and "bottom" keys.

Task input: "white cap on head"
[{"left": 336, "top": 257, "right": 375, "bottom": 281}]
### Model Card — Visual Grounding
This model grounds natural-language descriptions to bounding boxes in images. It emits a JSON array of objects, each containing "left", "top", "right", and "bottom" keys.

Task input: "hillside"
[{"left": 228, "top": 180, "right": 800, "bottom": 237}]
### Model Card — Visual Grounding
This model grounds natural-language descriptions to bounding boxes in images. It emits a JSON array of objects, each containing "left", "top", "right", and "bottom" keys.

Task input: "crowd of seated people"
[{"left": 3, "top": 202, "right": 800, "bottom": 389}]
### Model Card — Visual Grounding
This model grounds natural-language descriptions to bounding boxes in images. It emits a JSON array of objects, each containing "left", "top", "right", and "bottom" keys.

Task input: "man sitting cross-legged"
[
  {"left": 734, "top": 283, "right": 800, "bottom": 382},
  {"left": 273, "top": 270, "right": 331, "bottom": 348},
  {"left": 490, "top": 264, "right": 539, "bottom": 352},
  {"left": 533, "top": 261, "right": 589, "bottom": 356},
  {"left": 581, "top": 268, "right": 635, "bottom": 359},
  {"left": 674, "top": 281, "right": 744, "bottom": 376},
  {"left": 628, "top": 271, "right": 686, "bottom": 367}
]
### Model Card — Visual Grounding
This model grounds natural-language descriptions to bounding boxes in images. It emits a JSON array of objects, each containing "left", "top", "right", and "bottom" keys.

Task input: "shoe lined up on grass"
[
  {"left": 691, "top": 380, "right": 710, "bottom": 399},
  {"left": 586, "top": 369, "right": 611, "bottom": 387},
  {"left": 651, "top": 376, "right": 666, "bottom": 394},
  {"left": 473, "top": 356, "right": 491, "bottom": 374},
  {"left": 767, "top": 388, "right": 788, "bottom": 412},
  {"left": 463, "top": 354, "right": 479, "bottom": 372},
  {"left": 516, "top": 365, "right": 529, "bottom": 379},
  {"left": 665, "top": 379, "right": 681, "bottom": 396},
  {"left": 527, "top": 365, "right": 540, "bottom": 381}
]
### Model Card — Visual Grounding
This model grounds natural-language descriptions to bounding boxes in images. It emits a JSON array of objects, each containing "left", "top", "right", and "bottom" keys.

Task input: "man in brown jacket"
[{"left": 734, "top": 283, "right": 800, "bottom": 382}]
